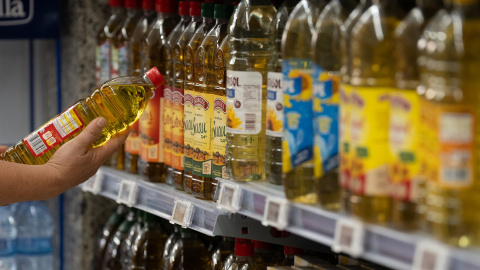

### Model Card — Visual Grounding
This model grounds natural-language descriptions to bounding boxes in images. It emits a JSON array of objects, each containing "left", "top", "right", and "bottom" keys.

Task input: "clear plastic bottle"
[
  {"left": 225, "top": 0, "right": 277, "bottom": 182},
  {"left": 160, "top": 225, "right": 181, "bottom": 270},
  {"left": 265, "top": 0, "right": 299, "bottom": 185},
  {"left": 164, "top": 1, "right": 192, "bottom": 185},
  {"left": 226, "top": 238, "right": 261, "bottom": 270},
  {"left": 138, "top": 0, "right": 180, "bottom": 183},
  {"left": 183, "top": 3, "right": 216, "bottom": 193},
  {"left": 15, "top": 201, "right": 53, "bottom": 270},
  {"left": 0, "top": 206, "right": 17, "bottom": 270},
  {"left": 120, "top": 209, "right": 144, "bottom": 270},
  {"left": 311, "top": 0, "right": 357, "bottom": 211},
  {"left": 211, "top": 237, "right": 235, "bottom": 270},
  {"left": 282, "top": 0, "right": 327, "bottom": 205},
  {"left": 167, "top": 229, "right": 210, "bottom": 270},
  {"left": 0, "top": 68, "right": 164, "bottom": 165}
]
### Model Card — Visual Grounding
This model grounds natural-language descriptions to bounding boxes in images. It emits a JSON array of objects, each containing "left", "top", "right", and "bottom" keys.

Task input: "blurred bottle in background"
[{"left": 0, "top": 206, "right": 17, "bottom": 270}]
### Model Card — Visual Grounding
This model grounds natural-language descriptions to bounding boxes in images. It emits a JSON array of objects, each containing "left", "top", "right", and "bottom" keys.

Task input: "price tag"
[
  {"left": 82, "top": 171, "right": 103, "bottom": 194},
  {"left": 116, "top": 180, "right": 138, "bottom": 207},
  {"left": 217, "top": 182, "right": 242, "bottom": 213},
  {"left": 262, "top": 197, "right": 289, "bottom": 230},
  {"left": 170, "top": 199, "right": 195, "bottom": 228},
  {"left": 332, "top": 218, "right": 365, "bottom": 257},
  {"left": 412, "top": 240, "right": 450, "bottom": 270}
]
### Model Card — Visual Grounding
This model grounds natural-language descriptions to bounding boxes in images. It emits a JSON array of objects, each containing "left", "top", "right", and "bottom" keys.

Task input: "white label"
[
  {"left": 170, "top": 199, "right": 195, "bottom": 228},
  {"left": 226, "top": 70, "right": 263, "bottom": 135},
  {"left": 116, "top": 180, "right": 138, "bottom": 207},
  {"left": 82, "top": 171, "right": 104, "bottom": 194},
  {"left": 440, "top": 113, "right": 473, "bottom": 143},
  {"left": 412, "top": 240, "right": 450, "bottom": 270},
  {"left": 262, "top": 197, "right": 289, "bottom": 230},
  {"left": 266, "top": 72, "right": 284, "bottom": 137},
  {"left": 217, "top": 182, "right": 242, "bottom": 213},
  {"left": 332, "top": 218, "right": 365, "bottom": 258}
]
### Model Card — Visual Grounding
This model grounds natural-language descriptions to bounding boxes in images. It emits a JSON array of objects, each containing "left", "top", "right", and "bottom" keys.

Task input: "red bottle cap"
[
  {"left": 125, "top": 0, "right": 141, "bottom": 8},
  {"left": 145, "top": 67, "right": 165, "bottom": 89},
  {"left": 235, "top": 238, "right": 254, "bottom": 257},
  {"left": 284, "top": 246, "right": 303, "bottom": 255},
  {"left": 156, "top": 0, "right": 179, "bottom": 13},
  {"left": 189, "top": 1, "right": 202, "bottom": 16},
  {"left": 178, "top": 1, "right": 190, "bottom": 15},
  {"left": 142, "top": 0, "right": 155, "bottom": 10},
  {"left": 252, "top": 240, "right": 270, "bottom": 249},
  {"left": 109, "top": 0, "right": 125, "bottom": 7}
]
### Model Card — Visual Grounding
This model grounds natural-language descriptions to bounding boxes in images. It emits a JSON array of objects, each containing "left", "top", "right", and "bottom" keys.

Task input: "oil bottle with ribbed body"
[
  {"left": 164, "top": 1, "right": 192, "bottom": 185},
  {"left": 311, "top": 0, "right": 357, "bottom": 211},
  {"left": 226, "top": 239, "right": 261, "bottom": 270},
  {"left": 348, "top": 0, "right": 404, "bottom": 224},
  {"left": 225, "top": 0, "right": 277, "bottom": 182},
  {"left": 171, "top": 1, "right": 204, "bottom": 191},
  {"left": 183, "top": 3, "right": 216, "bottom": 193},
  {"left": 167, "top": 229, "right": 211, "bottom": 270},
  {"left": 265, "top": 0, "right": 299, "bottom": 185},
  {"left": 138, "top": 0, "right": 180, "bottom": 183},
  {"left": 390, "top": 0, "right": 444, "bottom": 231},
  {"left": 282, "top": 0, "right": 327, "bottom": 204},
  {"left": 1, "top": 69, "right": 164, "bottom": 165}
]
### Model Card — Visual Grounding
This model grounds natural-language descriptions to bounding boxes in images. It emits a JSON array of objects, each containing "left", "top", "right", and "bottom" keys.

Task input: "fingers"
[
  {"left": 0, "top": 145, "right": 9, "bottom": 154},
  {"left": 73, "top": 118, "right": 107, "bottom": 151},
  {"left": 91, "top": 126, "right": 131, "bottom": 162}
]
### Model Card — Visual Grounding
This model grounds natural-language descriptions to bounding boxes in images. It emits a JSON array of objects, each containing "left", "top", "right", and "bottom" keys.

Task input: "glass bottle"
[{"left": 167, "top": 229, "right": 211, "bottom": 269}]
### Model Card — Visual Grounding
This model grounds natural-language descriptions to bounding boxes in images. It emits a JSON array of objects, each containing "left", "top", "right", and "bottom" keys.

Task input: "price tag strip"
[
  {"left": 262, "top": 197, "right": 289, "bottom": 230},
  {"left": 116, "top": 180, "right": 138, "bottom": 207},
  {"left": 412, "top": 240, "right": 450, "bottom": 270},
  {"left": 170, "top": 199, "right": 195, "bottom": 228},
  {"left": 82, "top": 170, "right": 104, "bottom": 195},
  {"left": 217, "top": 182, "right": 242, "bottom": 213},
  {"left": 332, "top": 218, "right": 365, "bottom": 258}
]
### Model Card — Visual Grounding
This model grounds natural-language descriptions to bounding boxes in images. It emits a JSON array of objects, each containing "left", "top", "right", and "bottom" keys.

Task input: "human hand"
[{"left": 0, "top": 145, "right": 8, "bottom": 154}]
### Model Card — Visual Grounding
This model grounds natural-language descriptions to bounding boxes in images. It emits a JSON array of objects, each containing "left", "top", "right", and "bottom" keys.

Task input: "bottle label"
[
  {"left": 24, "top": 107, "right": 84, "bottom": 157},
  {"left": 0, "top": 239, "right": 14, "bottom": 256},
  {"left": 192, "top": 93, "right": 214, "bottom": 178},
  {"left": 349, "top": 87, "right": 391, "bottom": 196},
  {"left": 16, "top": 237, "right": 53, "bottom": 255},
  {"left": 226, "top": 70, "right": 263, "bottom": 135},
  {"left": 139, "top": 86, "right": 165, "bottom": 163},
  {"left": 184, "top": 90, "right": 195, "bottom": 173},
  {"left": 282, "top": 60, "right": 314, "bottom": 173},
  {"left": 339, "top": 84, "right": 352, "bottom": 189},
  {"left": 212, "top": 95, "right": 228, "bottom": 179},
  {"left": 312, "top": 64, "right": 340, "bottom": 179},
  {"left": 96, "top": 41, "right": 111, "bottom": 85},
  {"left": 172, "top": 87, "right": 185, "bottom": 170},
  {"left": 266, "top": 72, "right": 284, "bottom": 137},
  {"left": 118, "top": 44, "right": 128, "bottom": 76},
  {"left": 164, "top": 86, "right": 173, "bottom": 167},
  {"left": 111, "top": 45, "right": 119, "bottom": 79},
  {"left": 125, "top": 121, "right": 140, "bottom": 155},
  {"left": 388, "top": 90, "right": 420, "bottom": 201}
]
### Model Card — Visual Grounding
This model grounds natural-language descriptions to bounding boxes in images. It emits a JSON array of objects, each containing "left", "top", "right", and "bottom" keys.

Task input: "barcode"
[
  {"left": 245, "top": 114, "right": 256, "bottom": 131},
  {"left": 443, "top": 168, "right": 469, "bottom": 183},
  {"left": 27, "top": 133, "right": 47, "bottom": 155}
]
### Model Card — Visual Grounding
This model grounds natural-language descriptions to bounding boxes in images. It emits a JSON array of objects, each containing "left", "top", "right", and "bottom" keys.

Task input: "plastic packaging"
[{"left": 0, "top": 206, "right": 17, "bottom": 270}]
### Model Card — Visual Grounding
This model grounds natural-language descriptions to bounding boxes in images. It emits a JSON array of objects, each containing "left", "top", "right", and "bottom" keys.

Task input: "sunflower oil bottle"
[
  {"left": 348, "top": 0, "right": 404, "bottom": 224},
  {"left": 183, "top": 3, "right": 217, "bottom": 193},
  {"left": 167, "top": 229, "right": 211, "bottom": 269},
  {"left": 120, "top": 209, "right": 144, "bottom": 269},
  {"left": 226, "top": 0, "right": 277, "bottom": 182},
  {"left": 282, "top": 0, "right": 327, "bottom": 204},
  {"left": 265, "top": 0, "right": 299, "bottom": 185},
  {"left": 338, "top": 0, "right": 372, "bottom": 214},
  {"left": 138, "top": 0, "right": 180, "bottom": 183},
  {"left": 226, "top": 238, "right": 261, "bottom": 270},
  {"left": 311, "top": 0, "right": 357, "bottom": 211},
  {"left": 211, "top": 237, "right": 235, "bottom": 270},
  {"left": 161, "top": 225, "right": 181, "bottom": 269},
  {"left": 171, "top": 1, "right": 204, "bottom": 191},
  {"left": 390, "top": 0, "right": 445, "bottom": 231}
]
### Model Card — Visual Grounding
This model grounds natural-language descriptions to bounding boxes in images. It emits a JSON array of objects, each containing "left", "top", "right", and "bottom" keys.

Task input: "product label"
[
  {"left": 192, "top": 93, "right": 214, "bottom": 178},
  {"left": 118, "top": 44, "right": 128, "bottom": 76},
  {"left": 184, "top": 90, "right": 195, "bottom": 173},
  {"left": 125, "top": 121, "right": 140, "bottom": 155},
  {"left": 172, "top": 87, "right": 185, "bottom": 170},
  {"left": 389, "top": 90, "right": 420, "bottom": 201},
  {"left": 164, "top": 86, "right": 173, "bottom": 167},
  {"left": 24, "top": 107, "right": 84, "bottom": 157},
  {"left": 339, "top": 84, "right": 351, "bottom": 189},
  {"left": 0, "top": 239, "right": 14, "bottom": 256},
  {"left": 226, "top": 71, "right": 263, "bottom": 135},
  {"left": 349, "top": 87, "right": 391, "bottom": 196},
  {"left": 96, "top": 41, "right": 110, "bottom": 85},
  {"left": 139, "top": 86, "right": 165, "bottom": 163},
  {"left": 111, "top": 45, "right": 119, "bottom": 79},
  {"left": 312, "top": 64, "right": 340, "bottom": 179},
  {"left": 282, "top": 60, "right": 314, "bottom": 173},
  {"left": 212, "top": 95, "right": 228, "bottom": 179},
  {"left": 266, "top": 72, "right": 284, "bottom": 137}
]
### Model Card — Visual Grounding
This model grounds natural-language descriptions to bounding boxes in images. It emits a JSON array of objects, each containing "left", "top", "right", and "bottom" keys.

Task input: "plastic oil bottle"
[
  {"left": 390, "top": 0, "right": 445, "bottom": 231},
  {"left": 164, "top": 1, "right": 192, "bottom": 185},
  {"left": 348, "top": 0, "right": 404, "bottom": 224},
  {"left": 167, "top": 229, "right": 211, "bottom": 270},
  {"left": 192, "top": 4, "right": 233, "bottom": 200},
  {"left": 211, "top": 237, "right": 235, "bottom": 270},
  {"left": 183, "top": 3, "right": 217, "bottom": 193},
  {"left": 161, "top": 225, "right": 181, "bottom": 269},
  {"left": 138, "top": 0, "right": 180, "bottom": 183},
  {"left": 171, "top": 1, "right": 204, "bottom": 191},
  {"left": 311, "top": 0, "right": 357, "bottom": 211},
  {"left": 338, "top": 0, "right": 372, "bottom": 214},
  {"left": 0, "top": 68, "right": 165, "bottom": 165},
  {"left": 282, "top": 0, "right": 327, "bottom": 204},
  {"left": 225, "top": 0, "right": 277, "bottom": 182},
  {"left": 119, "top": 209, "right": 144, "bottom": 270},
  {"left": 265, "top": 0, "right": 299, "bottom": 185},
  {"left": 226, "top": 238, "right": 261, "bottom": 270}
]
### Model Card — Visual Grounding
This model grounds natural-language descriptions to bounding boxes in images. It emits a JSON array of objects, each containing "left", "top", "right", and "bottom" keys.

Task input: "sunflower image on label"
[
  {"left": 312, "top": 64, "right": 340, "bottom": 179},
  {"left": 266, "top": 72, "right": 284, "bottom": 137},
  {"left": 226, "top": 71, "right": 262, "bottom": 134},
  {"left": 164, "top": 87, "right": 173, "bottom": 167},
  {"left": 212, "top": 96, "right": 228, "bottom": 179},
  {"left": 192, "top": 94, "right": 214, "bottom": 178},
  {"left": 172, "top": 87, "right": 185, "bottom": 170},
  {"left": 282, "top": 59, "right": 314, "bottom": 173},
  {"left": 139, "top": 86, "right": 165, "bottom": 163},
  {"left": 349, "top": 87, "right": 391, "bottom": 196},
  {"left": 184, "top": 91, "right": 195, "bottom": 174},
  {"left": 339, "top": 84, "right": 352, "bottom": 189}
]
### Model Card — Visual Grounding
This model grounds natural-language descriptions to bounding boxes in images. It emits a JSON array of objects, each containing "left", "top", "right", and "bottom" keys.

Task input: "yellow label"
[
  {"left": 164, "top": 87, "right": 173, "bottom": 166},
  {"left": 192, "top": 93, "right": 214, "bottom": 178},
  {"left": 212, "top": 95, "right": 228, "bottom": 179},
  {"left": 339, "top": 83, "right": 352, "bottom": 189},
  {"left": 184, "top": 90, "right": 195, "bottom": 173}
]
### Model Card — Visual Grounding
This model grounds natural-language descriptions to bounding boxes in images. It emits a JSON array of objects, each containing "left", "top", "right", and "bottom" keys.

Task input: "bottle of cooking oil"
[
  {"left": 311, "top": 0, "right": 357, "bottom": 211},
  {"left": 338, "top": 0, "right": 372, "bottom": 214},
  {"left": 211, "top": 237, "right": 235, "bottom": 270},
  {"left": 160, "top": 225, "right": 181, "bottom": 269},
  {"left": 96, "top": 0, "right": 126, "bottom": 88},
  {"left": 282, "top": 0, "right": 326, "bottom": 205},
  {"left": 167, "top": 229, "right": 211, "bottom": 269},
  {"left": 265, "top": 0, "right": 299, "bottom": 185},
  {"left": 279, "top": 246, "right": 303, "bottom": 266},
  {"left": 119, "top": 209, "right": 144, "bottom": 270},
  {"left": 183, "top": 3, "right": 216, "bottom": 193},
  {"left": 191, "top": 4, "right": 233, "bottom": 200},
  {"left": 225, "top": 0, "right": 276, "bottom": 182},
  {"left": 164, "top": 1, "right": 192, "bottom": 185},
  {"left": 0, "top": 68, "right": 164, "bottom": 165},
  {"left": 390, "top": 0, "right": 445, "bottom": 231},
  {"left": 138, "top": 0, "right": 180, "bottom": 183},
  {"left": 171, "top": 1, "right": 204, "bottom": 191},
  {"left": 226, "top": 238, "right": 260, "bottom": 270},
  {"left": 348, "top": 0, "right": 404, "bottom": 225}
]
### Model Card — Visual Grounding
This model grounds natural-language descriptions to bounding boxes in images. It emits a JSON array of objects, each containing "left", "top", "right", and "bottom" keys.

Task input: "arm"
[{"left": 0, "top": 117, "right": 131, "bottom": 206}]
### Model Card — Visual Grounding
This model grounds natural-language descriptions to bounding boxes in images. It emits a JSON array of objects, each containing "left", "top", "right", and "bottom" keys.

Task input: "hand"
[{"left": 0, "top": 145, "right": 8, "bottom": 154}]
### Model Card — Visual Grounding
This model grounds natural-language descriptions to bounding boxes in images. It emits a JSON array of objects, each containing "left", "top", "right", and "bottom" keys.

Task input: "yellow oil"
[{"left": 226, "top": 1, "right": 277, "bottom": 182}]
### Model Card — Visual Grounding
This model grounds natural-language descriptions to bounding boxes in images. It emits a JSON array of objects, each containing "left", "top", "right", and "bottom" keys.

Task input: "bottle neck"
[
  {"left": 127, "top": 7, "right": 142, "bottom": 15},
  {"left": 235, "top": 255, "right": 253, "bottom": 262},
  {"left": 180, "top": 14, "right": 190, "bottom": 21},
  {"left": 216, "top": 18, "right": 229, "bottom": 25},
  {"left": 157, "top": 12, "right": 178, "bottom": 19},
  {"left": 111, "top": 6, "right": 126, "bottom": 14},
  {"left": 203, "top": 17, "right": 215, "bottom": 24},
  {"left": 417, "top": 0, "right": 446, "bottom": 19},
  {"left": 144, "top": 9, "right": 156, "bottom": 16}
]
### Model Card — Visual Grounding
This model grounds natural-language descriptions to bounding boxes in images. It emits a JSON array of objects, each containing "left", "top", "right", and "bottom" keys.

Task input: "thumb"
[{"left": 74, "top": 117, "right": 107, "bottom": 150}]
